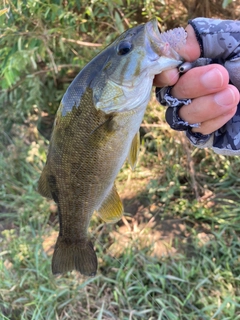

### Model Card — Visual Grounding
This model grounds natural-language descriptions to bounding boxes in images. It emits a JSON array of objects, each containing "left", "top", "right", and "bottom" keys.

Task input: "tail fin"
[{"left": 52, "top": 236, "right": 98, "bottom": 276}]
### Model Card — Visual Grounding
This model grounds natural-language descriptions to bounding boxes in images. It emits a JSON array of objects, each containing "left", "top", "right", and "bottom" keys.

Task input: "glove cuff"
[
  {"left": 188, "top": 19, "right": 204, "bottom": 57},
  {"left": 156, "top": 86, "right": 211, "bottom": 145}
]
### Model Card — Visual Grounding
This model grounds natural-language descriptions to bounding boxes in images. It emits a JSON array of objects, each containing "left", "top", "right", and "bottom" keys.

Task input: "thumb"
[{"left": 177, "top": 25, "right": 201, "bottom": 62}]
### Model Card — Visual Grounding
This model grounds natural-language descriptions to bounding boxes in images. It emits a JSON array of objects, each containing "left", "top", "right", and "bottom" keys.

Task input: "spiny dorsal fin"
[
  {"left": 98, "top": 185, "right": 123, "bottom": 223},
  {"left": 128, "top": 131, "right": 140, "bottom": 170},
  {"left": 38, "top": 165, "right": 53, "bottom": 199}
]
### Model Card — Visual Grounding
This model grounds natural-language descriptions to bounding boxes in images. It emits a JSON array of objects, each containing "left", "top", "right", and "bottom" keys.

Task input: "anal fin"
[
  {"left": 128, "top": 131, "right": 140, "bottom": 170},
  {"left": 98, "top": 185, "right": 123, "bottom": 223}
]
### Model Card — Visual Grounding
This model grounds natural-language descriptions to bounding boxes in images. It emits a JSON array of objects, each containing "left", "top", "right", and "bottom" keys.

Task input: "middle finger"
[{"left": 179, "top": 85, "right": 239, "bottom": 124}]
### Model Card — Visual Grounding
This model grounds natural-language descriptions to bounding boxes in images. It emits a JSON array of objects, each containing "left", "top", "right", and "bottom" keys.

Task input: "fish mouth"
[
  {"left": 145, "top": 18, "right": 162, "bottom": 43},
  {"left": 145, "top": 18, "right": 184, "bottom": 62}
]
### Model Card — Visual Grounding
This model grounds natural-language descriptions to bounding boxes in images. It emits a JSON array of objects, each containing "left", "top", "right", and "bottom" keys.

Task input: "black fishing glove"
[{"left": 156, "top": 18, "right": 240, "bottom": 155}]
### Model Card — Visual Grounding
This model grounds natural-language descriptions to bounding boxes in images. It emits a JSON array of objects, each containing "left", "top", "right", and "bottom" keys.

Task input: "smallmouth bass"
[{"left": 38, "top": 19, "right": 186, "bottom": 276}]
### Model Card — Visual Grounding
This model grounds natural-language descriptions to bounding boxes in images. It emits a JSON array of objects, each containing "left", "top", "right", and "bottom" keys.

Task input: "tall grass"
[{"left": 1, "top": 102, "right": 240, "bottom": 319}]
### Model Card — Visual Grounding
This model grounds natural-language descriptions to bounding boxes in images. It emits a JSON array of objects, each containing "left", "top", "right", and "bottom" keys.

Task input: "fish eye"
[{"left": 117, "top": 41, "right": 132, "bottom": 55}]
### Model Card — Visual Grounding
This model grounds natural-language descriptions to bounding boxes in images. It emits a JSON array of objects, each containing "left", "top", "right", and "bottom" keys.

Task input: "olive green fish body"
[
  {"left": 38, "top": 19, "right": 186, "bottom": 276},
  {"left": 40, "top": 88, "right": 146, "bottom": 275}
]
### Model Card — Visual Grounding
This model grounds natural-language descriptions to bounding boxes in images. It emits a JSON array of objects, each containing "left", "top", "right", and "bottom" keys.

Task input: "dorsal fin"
[
  {"left": 98, "top": 185, "right": 123, "bottom": 223},
  {"left": 128, "top": 131, "right": 140, "bottom": 170}
]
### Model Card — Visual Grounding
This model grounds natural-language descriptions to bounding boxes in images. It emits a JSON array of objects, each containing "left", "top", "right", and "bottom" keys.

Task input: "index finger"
[
  {"left": 153, "top": 68, "right": 179, "bottom": 87},
  {"left": 171, "top": 64, "right": 230, "bottom": 99}
]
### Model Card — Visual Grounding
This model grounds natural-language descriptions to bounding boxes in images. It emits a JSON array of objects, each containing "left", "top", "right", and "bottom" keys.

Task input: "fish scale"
[{"left": 38, "top": 18, "right": 186, "bottom": 276}]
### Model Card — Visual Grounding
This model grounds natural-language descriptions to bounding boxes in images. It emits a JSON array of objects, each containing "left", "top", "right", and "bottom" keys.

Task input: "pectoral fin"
[
  {"left": 98, "top": 185, "right": 123, "bottom": 223},
  {"left": 128, "top": 131, "right": 140, "bottom": 170},
  {"left": 38, "top": 165, "right": 53, "bottom": 199}
]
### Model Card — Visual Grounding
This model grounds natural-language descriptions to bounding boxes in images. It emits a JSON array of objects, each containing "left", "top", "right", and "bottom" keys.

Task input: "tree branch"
[{"left": 61, "top": 37, "right": 102, "bottom": 47}]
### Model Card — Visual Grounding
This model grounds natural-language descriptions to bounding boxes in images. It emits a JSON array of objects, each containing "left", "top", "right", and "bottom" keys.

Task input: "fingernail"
[
  {"left": 201, "top": 68, "right": 224, "bottom": 89},
  {"left": 214, "top": 87, "right": 235, "bottom": 107}
]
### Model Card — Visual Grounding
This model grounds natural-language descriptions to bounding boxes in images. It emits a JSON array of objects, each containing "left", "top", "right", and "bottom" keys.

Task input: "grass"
[{"left": 1, "top": 100, "right": 240, "bottom": 320}]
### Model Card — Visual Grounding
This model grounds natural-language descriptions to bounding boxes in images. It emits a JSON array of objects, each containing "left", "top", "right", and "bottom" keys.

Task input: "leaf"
[
  {"left": 17, "top": 36, "right": 22, "bottom": 51},
  {"left": 59, "top": 38, "right": 65, "bottom": 54},
  {"left": 4, "top": 70, "right": 15, "bottom": 87},
  {"left": 114, "top": 11, "right": 125, "bottom": 34},
  {"left": 97, "top": 302, "right": 104, "bottom": 320},
  {"left": 0, "top": 8, "right": 8, "bottom": 16},
  {"left": 222, "top": 0, "right": 232, "bottom": 8}
]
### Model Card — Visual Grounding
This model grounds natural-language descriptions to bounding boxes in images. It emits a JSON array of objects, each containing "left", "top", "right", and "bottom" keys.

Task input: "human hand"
[{"left": 154, "top": 25, "right": 240, "bottom": 135}]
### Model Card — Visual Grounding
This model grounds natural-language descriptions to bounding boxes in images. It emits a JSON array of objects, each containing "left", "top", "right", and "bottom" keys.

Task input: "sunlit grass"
[{"left": 1, "top": 100, "right": 240, "bottom": 319}]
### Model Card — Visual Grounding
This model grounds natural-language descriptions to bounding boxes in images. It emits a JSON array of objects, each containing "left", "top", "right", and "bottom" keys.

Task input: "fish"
[{"left": 38, "top": 18, "right": 186, "bottom": 276}]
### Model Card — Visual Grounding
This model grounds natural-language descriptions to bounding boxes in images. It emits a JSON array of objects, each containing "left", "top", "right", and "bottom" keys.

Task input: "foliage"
[
  {"left": 0, "top": 0, "right": 117, "bottom": 131},
  {"left": 1, "top": 0, "right": 176, "bottom": 133},
  {"left": 2, "top": 109, "right": 240, "bottom": 319},
  {"left": 1, "top": 0, "right": 240, "bottom": 319},
  {"left": 222, "top": 0, "right": 234, "bottom": 9},
  {"left": 0, "top": 0, "right": 237, "bottom": 131}
]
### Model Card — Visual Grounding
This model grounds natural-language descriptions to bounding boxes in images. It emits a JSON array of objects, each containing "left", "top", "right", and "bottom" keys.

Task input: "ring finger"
[{"left": 179, "top": 85, "right": 239, "bottom": 134}]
